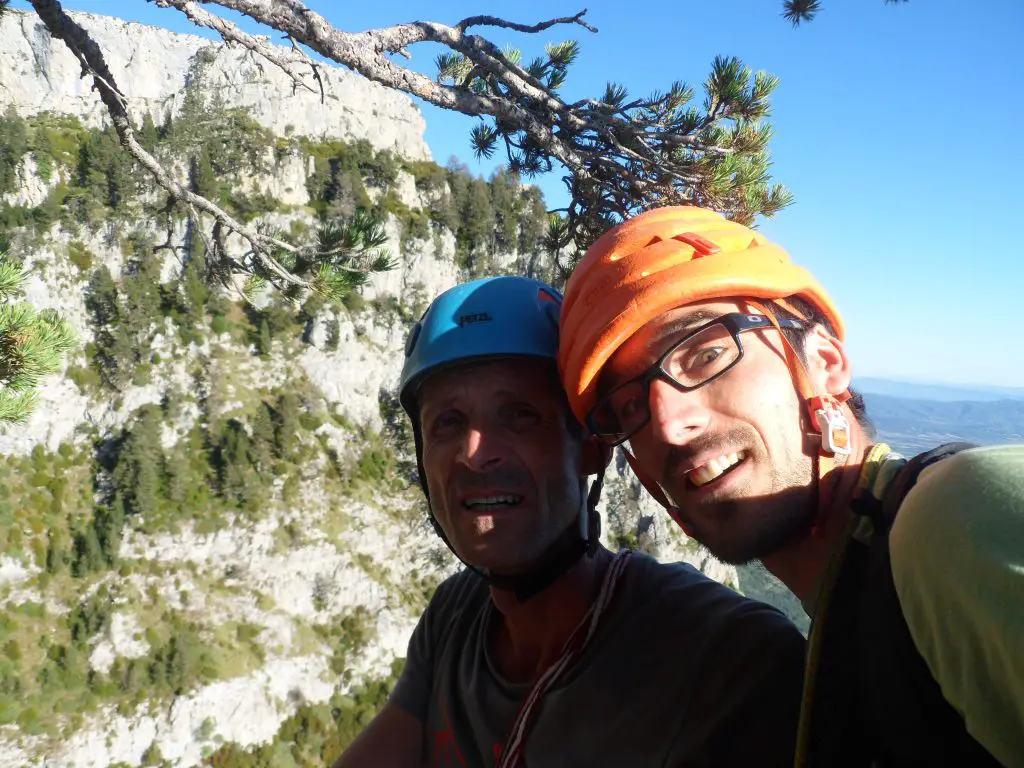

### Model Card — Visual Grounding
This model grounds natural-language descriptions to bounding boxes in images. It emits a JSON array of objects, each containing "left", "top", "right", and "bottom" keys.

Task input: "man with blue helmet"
[{"left": 335, "top": 276, "right": 807, "bottom": 768}]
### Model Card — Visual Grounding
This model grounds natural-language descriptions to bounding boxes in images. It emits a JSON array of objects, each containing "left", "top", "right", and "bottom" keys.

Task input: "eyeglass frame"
[{"left": 586, "top": 312, "right": 806, "bottom": 447}]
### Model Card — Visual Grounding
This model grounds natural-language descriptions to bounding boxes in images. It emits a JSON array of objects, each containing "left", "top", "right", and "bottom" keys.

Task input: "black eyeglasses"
[{"left": 586, "top": 313, "right": 804, "bottom": 446}]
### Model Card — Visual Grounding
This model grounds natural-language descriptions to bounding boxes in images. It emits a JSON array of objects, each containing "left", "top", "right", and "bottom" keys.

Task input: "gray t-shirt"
[{"left": 390, "top": 552, "right": 806, "bottom": 767}]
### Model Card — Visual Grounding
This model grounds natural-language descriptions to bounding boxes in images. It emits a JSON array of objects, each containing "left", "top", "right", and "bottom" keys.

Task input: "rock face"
[
  {"left": 4, "top": 154, "right": 60, "bottom": 208},
  {"left": 0, "top": 9, "right": 431, "bottom": 161}
]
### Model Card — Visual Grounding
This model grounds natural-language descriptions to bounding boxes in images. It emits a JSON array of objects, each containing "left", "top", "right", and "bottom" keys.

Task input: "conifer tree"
[
  {"left": 121, "top": 250, "right": 164, "bottom": 352},
  {"left": 249, "top": 402, "right": 276, "bottom": 474},
  {"left": 273, "top": 392, "right": 300, "bottom": 460},
  {"left": 139, "top": 112, "right": 159, "bottom": 153},
  {"left": 190, "top": 144, "right": 218, "bottom": 201},
  {"left": 113, "top": 404, "right": 164, "bottom": 520},
  {"left": 85, "top": 266, "right": 132, "bottom": 390},
  {"left": 32, "top": 128, "right": 55, "bottom": 183},
  {"left": 257, "top": 318, "right": 272, "bottom": 358},
  {"left": 0, "top": 105, "right": 28, "bottom": 195},
  {"left": 460, "top": 178, "right": 495, "bottom": 258},
  {"left": 489, "top": 168, "right": 520, "bottom": 251}
]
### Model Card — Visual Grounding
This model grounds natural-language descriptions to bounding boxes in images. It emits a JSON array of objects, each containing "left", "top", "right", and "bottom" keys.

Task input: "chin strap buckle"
[
  {"left": 811, "top": 396, "right": 852, "bottom": 456},
  {"left": 583, "top": 469, "right": 605, "bottom": 556}
]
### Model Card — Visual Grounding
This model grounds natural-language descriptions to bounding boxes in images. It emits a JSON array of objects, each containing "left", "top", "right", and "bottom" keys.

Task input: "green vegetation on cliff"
[
  {"left": 1, "top": 102, "right": 553, "bottom": 281},
  {"left": 0, "top": 94, "right": 547, "bottom": 760}
]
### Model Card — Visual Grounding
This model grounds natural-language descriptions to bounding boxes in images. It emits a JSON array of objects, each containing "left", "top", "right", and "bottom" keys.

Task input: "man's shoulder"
[
  {"left": 623, "top": 552, "right": 802, "bottom": 643},
  {"left": 884, "top": 444, "right": 1024, "bottom": 768},
  {"left": 901, "top": 443, "right": 1024, "bottom": 504},
  {"left": 422, "top": 567, "right": 490, "bottom": 619},
  {"left": 625, "top": 550, "right": 772, "bottom": 606},
  {"left": 891, "top": 443, "right": 1024, "bottom": 559}
]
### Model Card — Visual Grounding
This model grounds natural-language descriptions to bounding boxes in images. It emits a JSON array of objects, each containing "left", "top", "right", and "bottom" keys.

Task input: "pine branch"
[
  {"left": 0, "top": 259, "right": 26, "bottom": 299},
  {"left": 0, "top": 389, "right": 37, "bottom": 424},
  {"left": 784, "top": 0, "right": 909, "bottom": 26},
  {"left": 197, "top": 1, "right": 595, "bottom": 165},
  {"left": 152, "top": 0, "right": 322, "bottom": 99},
  {"left": 284, "top": 33, "right": 326, "bottom": 102},
  {"left": 783, "top": 0, "right": 822, "bottom": 25},
  {"left": 455, "top": 11, "right": 597, "bottom": 35},
  {"left": 0, "top": 244, "right": 77, "bottom": 423}
]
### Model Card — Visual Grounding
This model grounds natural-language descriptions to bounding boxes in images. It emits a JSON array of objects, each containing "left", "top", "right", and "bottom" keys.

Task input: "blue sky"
[{"left": 13, "top": 0, "right": 1024, "bottom": 387}]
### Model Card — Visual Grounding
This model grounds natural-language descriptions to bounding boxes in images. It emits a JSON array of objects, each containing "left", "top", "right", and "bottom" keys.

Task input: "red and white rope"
[{"left": 496, "top": 550, "right": 633, "bottom": 768}]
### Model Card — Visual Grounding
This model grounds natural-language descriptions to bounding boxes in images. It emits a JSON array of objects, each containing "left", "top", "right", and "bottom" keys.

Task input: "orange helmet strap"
[
  {"left": 748, "top": 301, "right": 851, "bottom": 539},
  {"left": 747, "top": 301, "right": 852, "bottom": 458},
  {"left": 772, "top": 297, "right": 810, "bottom": 322}
]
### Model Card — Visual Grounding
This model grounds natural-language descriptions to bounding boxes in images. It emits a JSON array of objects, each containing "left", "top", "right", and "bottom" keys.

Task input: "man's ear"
[
  {"left": 581, "top": 436, "right": 612, "bottom": 475},
  {"left": 805, "top": 326, "right": 852, "bottom": 397}
]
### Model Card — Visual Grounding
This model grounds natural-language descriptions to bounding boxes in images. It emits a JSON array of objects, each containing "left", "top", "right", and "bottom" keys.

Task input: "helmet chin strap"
[
  {"left": 749, "top": 301, "right": 851, "bottom": 538},
  {"left": 465, "top": 469, "right": 605, "bottom": 602}
]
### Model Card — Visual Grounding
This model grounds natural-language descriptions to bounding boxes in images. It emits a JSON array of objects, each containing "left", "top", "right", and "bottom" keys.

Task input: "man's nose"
[
  {"left": 457, "top": 426, "right": 504, "bottom": 473},
  {"left": 645, "top": 376, "right": 710, "bottom": 446}
]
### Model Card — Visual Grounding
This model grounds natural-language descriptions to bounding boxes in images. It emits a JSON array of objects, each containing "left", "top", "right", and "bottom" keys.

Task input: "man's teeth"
[
  {"left": 465, "top": 495, "right": 522, "bottom": 509},
  {"left": 689, "top": 452, "right": 746, "bottom": 487}
]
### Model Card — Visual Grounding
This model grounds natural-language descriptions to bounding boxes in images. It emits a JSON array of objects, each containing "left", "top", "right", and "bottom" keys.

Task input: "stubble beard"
[
  {"left": 673, "top": 450, "right": 817, "bottom": 566},
  {"left": 454, "top": 479, "right": 583, "bottom": 576}
]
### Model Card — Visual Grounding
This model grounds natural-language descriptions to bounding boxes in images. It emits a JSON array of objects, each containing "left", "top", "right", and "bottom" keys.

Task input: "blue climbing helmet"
[{"left": 399, "top": 275, "right": 563, "bottom": 419}]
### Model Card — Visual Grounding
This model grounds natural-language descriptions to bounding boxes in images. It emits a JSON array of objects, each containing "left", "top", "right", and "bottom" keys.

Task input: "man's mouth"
[
  {"left": 686, "top": 451, "right": 747, "bottom": 488},
  {"left": 462, "top": 494, "right": 524, "bottom": 512}
]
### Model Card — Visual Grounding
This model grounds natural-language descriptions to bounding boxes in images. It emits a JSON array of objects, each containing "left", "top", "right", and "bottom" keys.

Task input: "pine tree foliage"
[
  {"left": 0, "top": 236, "right": 76, "bottom": 423},
  {"left": 293, "top": 211, "right": 396, "bottom": 299},
  {"left": 782, "top": 0, "right": 909, "bottom": 26}
]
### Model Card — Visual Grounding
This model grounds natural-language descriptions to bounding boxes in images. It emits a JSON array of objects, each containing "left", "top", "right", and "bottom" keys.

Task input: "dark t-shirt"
[{"left": 390, "top": 552, "right": 806, "bottom": 767}]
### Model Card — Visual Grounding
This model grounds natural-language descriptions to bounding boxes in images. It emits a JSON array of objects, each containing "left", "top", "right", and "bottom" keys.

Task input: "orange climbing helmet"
[{"left": 558, "top": 205, "right": 845, "bottom": 427}]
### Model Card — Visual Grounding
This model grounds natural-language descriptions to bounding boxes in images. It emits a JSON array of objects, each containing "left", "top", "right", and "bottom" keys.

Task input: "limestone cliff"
[{"left": 0, "top": 9, "right": 430, "bottom": 161}]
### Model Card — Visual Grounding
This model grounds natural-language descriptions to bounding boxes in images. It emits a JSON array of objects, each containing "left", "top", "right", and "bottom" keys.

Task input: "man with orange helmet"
[
  {"left": 337, "top": 275, "right": 807, "bottom": 767},
  {"left": 558, "top": 206, "right": 1024, "bottom": 767}
]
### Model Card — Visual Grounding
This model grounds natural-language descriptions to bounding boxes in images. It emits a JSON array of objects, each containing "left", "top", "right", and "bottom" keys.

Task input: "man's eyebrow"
[
  {"left": 648, "top": 309, "right": 722, "bottom": 344},
  {"left": 419, "top": 388, "right": 524, "bottom": 419}
]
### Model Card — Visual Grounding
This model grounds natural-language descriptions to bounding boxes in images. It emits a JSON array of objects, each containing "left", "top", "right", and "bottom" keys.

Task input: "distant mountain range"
[
  {"left": 859, "top": 379, "right": 1024, "bottom": 454},
  {"left": 856, "top": 376, "right": 1024, "bottom": 403}
]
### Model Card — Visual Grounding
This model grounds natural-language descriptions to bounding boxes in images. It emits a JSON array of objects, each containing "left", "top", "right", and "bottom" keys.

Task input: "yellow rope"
[
  {"left": 793, "top": 512, "right": 857, "bottom": 767},
  {"left": 793, "top": 443, "right": 893, "bottom": 767}
]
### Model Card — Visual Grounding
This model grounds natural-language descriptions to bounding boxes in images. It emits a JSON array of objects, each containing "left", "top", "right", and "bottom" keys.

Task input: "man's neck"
[
  {"left": 762, "top": 437, "right": 873, "bottom": 607},
  {"left": 488, "top": 546, "right": 612, "bottom": 684}
]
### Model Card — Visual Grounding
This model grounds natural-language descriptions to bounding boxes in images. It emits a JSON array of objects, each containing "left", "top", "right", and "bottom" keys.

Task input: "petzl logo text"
[{"left": 458, "top": 312, "right": 492, "bottom": 326}]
